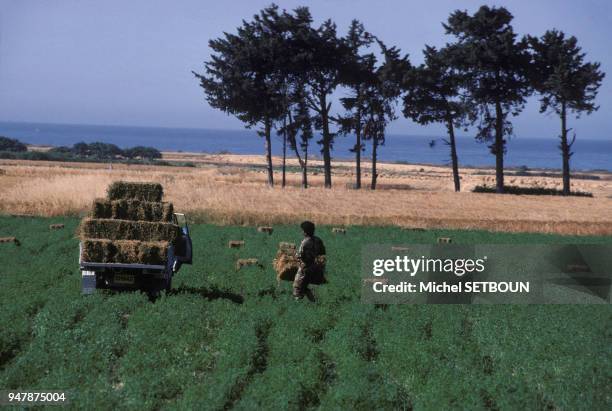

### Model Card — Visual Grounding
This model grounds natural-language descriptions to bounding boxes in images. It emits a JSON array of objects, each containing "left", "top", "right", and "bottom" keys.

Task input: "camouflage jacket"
[{"left": 297, "top": 235, "right": 326, "bottom": 266}]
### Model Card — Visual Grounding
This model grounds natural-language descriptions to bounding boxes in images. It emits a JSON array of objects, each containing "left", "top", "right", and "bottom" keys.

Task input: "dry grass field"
[{"left": 1, "top": 153, "right": 611, "bottom": 235}]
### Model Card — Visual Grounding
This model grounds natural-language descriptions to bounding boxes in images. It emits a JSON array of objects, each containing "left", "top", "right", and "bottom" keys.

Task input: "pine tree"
[
  {"left": 528, "top": 30, "right": 604, "bottom": 195},
  {"left": 403, "top": 46, "right": 474, "bottom": 192},
  {"left": 444, "top": 6, "right": 532, "bottom": 193}
]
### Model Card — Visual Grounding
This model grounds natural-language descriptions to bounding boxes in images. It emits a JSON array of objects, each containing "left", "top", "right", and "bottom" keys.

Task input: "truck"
[{"left": 79, "top": 213, "right": 192, "bottom": 296}]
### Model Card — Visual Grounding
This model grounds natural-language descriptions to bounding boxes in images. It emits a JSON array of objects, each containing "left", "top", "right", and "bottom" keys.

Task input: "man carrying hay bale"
[{"left": 293, "top": 221, "right": 326, "bottom": 302}]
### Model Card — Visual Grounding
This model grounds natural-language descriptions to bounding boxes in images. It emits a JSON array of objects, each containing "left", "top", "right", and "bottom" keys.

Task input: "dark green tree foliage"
[
  {"left": 194, "top": 6, "right": 286, "bottom": 187},
  {"left": 300, "top": 20, "right": 352, "bottom": 188},
  {"left": 528, "top": 30, "right": 604, "bottom": 195},
  {"left": 0, "top": 136, "right": 27, "bottom": 152},
  {"left": 285, "top": 82, "right": 314, "bottom": 188},
  {"left": 87, "top": 142, "right": 123, "bottom": 159},
  {"left": 124, "top": 146, "right": 162, "bottom": 160},
  {"left": 403, "top": 46, "right": 473, "bottom": 192},
  {"left": 72, "top": 142, "right": 90, "bottom": 156},
  {"left": 274, "top": 7, "right": 315, "bottom": 189},
  {"left": 364, "top": 41, "right": 410, "bottom": 190},
  {"left": 444, "top": 6, "right": 531, "bottom": 193},
  {"left": 337, "top": 20, "right": 374, "bottom": 189},
  {"left": 49, "top": 142, "right": 160, "bottom": 160},
  {"left": 61, "top": 141, "right": 122, "bottom": 160}
]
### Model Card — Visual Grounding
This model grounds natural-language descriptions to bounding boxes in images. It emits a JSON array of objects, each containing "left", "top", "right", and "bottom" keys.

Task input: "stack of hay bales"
[
  {"left": 273, "top": 242, "right": 326, "bottom": 283},
  {"left": 80, "top": 182, "right": 179, "bottom": 265}
]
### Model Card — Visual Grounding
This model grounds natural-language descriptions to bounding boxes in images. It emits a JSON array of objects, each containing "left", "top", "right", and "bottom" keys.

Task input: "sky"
[{"left": 0, "top": 0, "right": 610, "bottom": 139}]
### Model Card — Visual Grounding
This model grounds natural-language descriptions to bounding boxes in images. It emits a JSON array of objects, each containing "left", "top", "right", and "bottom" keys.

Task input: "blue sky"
[{"left": 0, "top": 0, "right": 610, "bottom": 139}]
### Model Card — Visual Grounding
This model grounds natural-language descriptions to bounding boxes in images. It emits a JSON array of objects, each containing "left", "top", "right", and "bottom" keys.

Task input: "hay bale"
[
  {"left": 236, "top": 258, "right": 260, "bottom": 271},
  {"left": 257, "top": 226, "right": 273, "bottom": 235},
  {"left": 80, "top": 218, "right": 180, "bottom": 242},
  {"left": 81, "top": 239, "right": 168, "bottom": 265},
  {"left": 273, "top": 248, "right": 326, "bottom": 282},
  {"left": 92, "top": 199, "right": 112, "bottom": 219},
  {"left": 49, "top": 224, "right": 65, "bottom": 230},
  {"left": 273, "top": 252, "right": 301, "bottom": 281},
  {"left": 401, "top": 227, "right": 426, "bottom": 232},
  {"left": 332, "top": 228, "right": 346, "bottom": 234},
  {"left": 391, "top": 246, "right": 410, "bottom": 252},
  {"left": 82, "top": 239, "right": 115, "bottom": 262},
  {"left": 229, "top": 240, "right": 245, "bottom": 248},
  {"left": 278, "top": 242, "right": 296, "bottom": 252},
  {"left": 363, "top": 278, "right": 389, "bottom": 286},
  {"left": 437, "top": 237, "right": 452, "bottom": 244},
  {"left": 91, "top": 199, "right": 173, "bottom": 222},
  {"left": 107, "top": 181, "right": 163, "bottom": 202},
  {"left": 0, "top": 236, "right": 20, "bottom": 246}
]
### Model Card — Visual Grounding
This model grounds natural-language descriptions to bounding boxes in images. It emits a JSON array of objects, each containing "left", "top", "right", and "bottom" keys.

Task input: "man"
[{"left": 293, "top": 221, "right": 326, "bottom": 301}]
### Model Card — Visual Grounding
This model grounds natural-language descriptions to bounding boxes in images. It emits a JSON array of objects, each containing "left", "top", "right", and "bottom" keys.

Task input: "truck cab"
[{"left": 172, "top": 212, "right": 193, "bottom": 271}]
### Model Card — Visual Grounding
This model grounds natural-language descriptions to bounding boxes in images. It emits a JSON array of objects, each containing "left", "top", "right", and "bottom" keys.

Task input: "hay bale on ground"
[
  {"left": 391, "top": 246, "right": 410, "bottom": 252},
  {"left": 0, "top": 237, "right": 20, "bottom": 246},
  {"left": 80, "top": 218, "right": 180, "bottom": 242},
  {"left": 332, "top": 228, "right": 346, "bottom": 234},
  {"left": 49, "top": 224, "right": 65, "bottom": 230},
  {"left": 363, "top": 278, "right": 389, "bottom": 286},
  {"left": 91, "top": 199, "right": 173, "bottom": 222},
  {"left": 228, "top": 240, "right": 245, "bottom": 248},
  {"left": 257, "top": 226, "right": 273, "bottom": 235},
  {"left": 81, "top": 239, "right": 168, "bottom": 265},
  {"left": 107, "top": 181, "right": 163, "bottom": 202},
  {"left": 236, "top": 258, "right": 260, "bottom": 271}
]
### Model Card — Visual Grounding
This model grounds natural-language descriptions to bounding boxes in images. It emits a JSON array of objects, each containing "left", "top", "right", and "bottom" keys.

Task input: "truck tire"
[{"left": 147, "top": 277, "right": 172, "bottom": 300}]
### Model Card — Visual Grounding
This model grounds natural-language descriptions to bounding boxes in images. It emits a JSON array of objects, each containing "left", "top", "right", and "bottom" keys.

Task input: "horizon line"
[{"left": 0, "top": 119, "right": 609, "bottom": 141}]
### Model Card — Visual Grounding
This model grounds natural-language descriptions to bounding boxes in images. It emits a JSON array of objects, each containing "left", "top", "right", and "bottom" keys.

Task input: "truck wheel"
[
  {"left": 148, "top": 278, "right": 171, "bottom": 299},
  {"left": 164, "top": 276, "right": 172, "bottom": 293}
]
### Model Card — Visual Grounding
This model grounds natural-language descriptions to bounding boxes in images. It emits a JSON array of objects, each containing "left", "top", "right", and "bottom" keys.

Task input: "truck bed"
[{"left": 78, "top": 242, "right": 173, "bottom": 271}]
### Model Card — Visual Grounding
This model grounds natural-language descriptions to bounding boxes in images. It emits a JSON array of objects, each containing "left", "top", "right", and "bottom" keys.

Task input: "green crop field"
[{"left": 0, "top": 216, "right": 610, "bottom": 410}]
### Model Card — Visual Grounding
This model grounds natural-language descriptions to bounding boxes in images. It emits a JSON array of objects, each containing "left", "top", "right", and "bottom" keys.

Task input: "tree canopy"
[
  {"left": 0, "top": 136, "right": 28, "bottom": 152},
  {"left": 443, "top": 5, "right": 532, "bottom": 192},
  {"left": 192, "top": 3, "right": 605, "bottom": 195}
]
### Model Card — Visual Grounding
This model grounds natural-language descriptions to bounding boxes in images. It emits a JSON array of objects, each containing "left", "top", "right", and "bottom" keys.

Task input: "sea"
[{"left": 0, "top": 121, "right": 610, "bottom": 171}]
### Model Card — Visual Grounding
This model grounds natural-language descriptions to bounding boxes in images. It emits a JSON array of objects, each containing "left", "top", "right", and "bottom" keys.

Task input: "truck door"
[{"left": 173, "top": 213, "right": 192, "bottom": 265}]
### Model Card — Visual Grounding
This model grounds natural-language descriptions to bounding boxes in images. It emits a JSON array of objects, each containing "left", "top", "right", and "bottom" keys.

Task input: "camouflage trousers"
[{"left": 292, "top": 266, "right": 309, "bottom": 298}]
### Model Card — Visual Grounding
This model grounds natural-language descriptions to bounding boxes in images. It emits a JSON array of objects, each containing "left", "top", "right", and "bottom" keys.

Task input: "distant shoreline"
[
  {"left": 2, "top": 120, "right": 610, "bottom": 172},
  {"left": 21, "top": 144, "right": 611, "bottom": 175}
]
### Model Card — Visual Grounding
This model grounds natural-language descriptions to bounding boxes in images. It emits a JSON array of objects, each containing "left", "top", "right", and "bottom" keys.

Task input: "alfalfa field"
[{"left": 0, "top": 215, "right": 610, "bottom": 410}]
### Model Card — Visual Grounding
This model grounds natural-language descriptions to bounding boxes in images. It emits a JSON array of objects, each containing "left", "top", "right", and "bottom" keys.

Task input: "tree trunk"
[
  {"left": 292, "top": 136, "right": 309, "bottom": 190},
  {"left": 371, "top": 137, "right": 378, "bottom": 190},
  {"left": 355, "top": 91, "right": 362, "bottom": 189},
  {"left": 303, "top": 143, "right": 308, "bottom": 189},
  {"left": 282, "top": 117, "right": 287, "bottom": 188},
  {"left": 264, "top": 119, "right": 274, "bottom": 187},
  {"left": 494, "top": 101, "right": 505, "bottom": 193},
  {"left": 446, "top": 117, "right": 460, "bottom": 192},
  {"left": 560, "top": 101, "right": 571, "bottom": 195},
  {"left": 355, "top": 120, "right": 362, "bottom": 190},
  {"left": 320, "top": 94, "right": 332, "bottom": 189}
]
